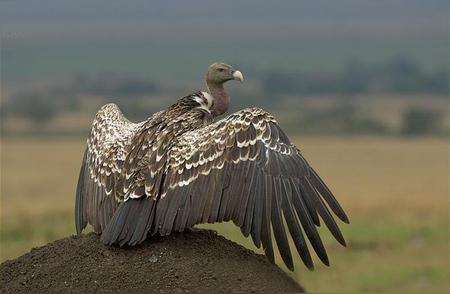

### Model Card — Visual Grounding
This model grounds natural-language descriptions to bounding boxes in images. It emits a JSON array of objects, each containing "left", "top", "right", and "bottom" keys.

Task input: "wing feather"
[
  {"left": 302, "top": 177, "right": 346, "bottom": 246},
  {"left": 157, "top": 107, "right": 348, "bottom": 270},
  {"left": 79, "top": 104, "right": 348, "bottom": 271},
  {"left": 261, "top": 175, "right": 274, "bottom": 263},
  {"left": 271, "top": 177, "right": 294, "bottom": 271},
  {"left": 292, "top": 181, "right": 329, "bottom": 266},
  {"left": 250, "top": 170, "right": 263, "bottom": 248},
  {"left": 241, "top": 166, "right": 257, "bottom": 237},
  {"left": 75, "top": 103, "right": 144, "bottom": 235},
  {"left": 284, "top": 179, "right": 314, "bottom": 270},
  {"left": 75, "top": 149, "right": 89, "bottom": 234},
  {"left": 309, "top": 168, "right": 350, "bottom": 223}
]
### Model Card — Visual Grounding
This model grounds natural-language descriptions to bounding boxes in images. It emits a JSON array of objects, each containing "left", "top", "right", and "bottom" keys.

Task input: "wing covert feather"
[
  {"left": 76, "top": 103, "right": 348, "bottom": 271},
  {"left": 158, "top": 107, "right": 349, "bottom": 270},
  {"left": 75, "top": 104, "right": 143, "bottom": 234}
]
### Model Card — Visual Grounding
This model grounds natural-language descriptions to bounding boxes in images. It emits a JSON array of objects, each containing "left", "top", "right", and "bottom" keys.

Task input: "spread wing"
[
  {"left": 76, "top": 98, "right": 211, "bottom": 242},
  {"left": 85, "top": 105, "right": 349, "bottom": 271},
  {"left": 75, "top": 103, "right": 146, "bottom": 234},
  {"left": 156, "top": 107, "right": 349, "bottom": 270}
]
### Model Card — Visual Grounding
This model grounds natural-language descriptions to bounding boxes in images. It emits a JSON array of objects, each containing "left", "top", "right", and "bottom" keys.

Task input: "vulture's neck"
[{"left": 207, "top": 83, "right": 229, "bottom": 117}]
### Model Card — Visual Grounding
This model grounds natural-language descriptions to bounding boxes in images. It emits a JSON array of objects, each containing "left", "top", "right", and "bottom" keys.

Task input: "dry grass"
[{"left": 1, "top": 136, "right": 448, "bottom": 292}]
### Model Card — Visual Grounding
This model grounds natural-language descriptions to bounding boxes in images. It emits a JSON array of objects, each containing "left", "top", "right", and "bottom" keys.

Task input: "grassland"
[{"left": 1, "top": 136, "right": 448, "bottom": 293}]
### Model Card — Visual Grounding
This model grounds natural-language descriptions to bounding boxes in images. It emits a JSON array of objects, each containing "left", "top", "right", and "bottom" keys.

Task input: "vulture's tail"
[{"left": 100, "top": 197, "right": 157, "bottom": 246}]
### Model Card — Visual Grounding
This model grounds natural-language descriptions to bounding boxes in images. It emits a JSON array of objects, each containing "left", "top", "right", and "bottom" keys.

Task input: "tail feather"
[{"left": 100, "top": 197, "right": 157, "bottom": 246}]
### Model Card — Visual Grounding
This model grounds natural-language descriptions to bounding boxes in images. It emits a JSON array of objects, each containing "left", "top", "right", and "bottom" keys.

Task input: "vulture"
[{"left": 75, "top": 62, "right": 349, "bottom": 271}]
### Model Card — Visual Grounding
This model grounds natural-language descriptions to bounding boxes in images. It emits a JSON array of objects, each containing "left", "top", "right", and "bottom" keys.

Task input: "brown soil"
[{"left": 1, "top": 229, "right": 303, "bottom": 293}]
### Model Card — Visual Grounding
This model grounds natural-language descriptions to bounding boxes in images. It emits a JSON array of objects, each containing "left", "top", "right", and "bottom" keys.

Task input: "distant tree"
[
  {"left": 338, "top": 59, "right": 370, "bottom": 94},
  {"left": 401, "top": 107, "right": 441, "bottom": 136},
  {"left": 261, "top": 71, "right": 299, "bottom": 94},
  {"left": 424, "top": 69, "right": 449, "bottom": 95},
  {"left": 81, "top": 73, "right": 159, "bottom": 98},
  {"left": 7, "top": 93, "right": 57, "bottom": 125},
  {"left": 261, "top": 55, "right": 447, "bottom": 96},
  {"left": 381, "top": 55, "right": 424, "bottom": 93}
]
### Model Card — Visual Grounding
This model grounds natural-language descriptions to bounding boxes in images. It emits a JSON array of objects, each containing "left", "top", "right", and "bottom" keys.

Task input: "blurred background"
[{"left": 1, "top": 0, "right": 448, "bottom": 292}]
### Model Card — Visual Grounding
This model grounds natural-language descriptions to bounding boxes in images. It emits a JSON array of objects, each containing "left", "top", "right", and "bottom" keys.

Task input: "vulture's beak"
[{"left": 232, "top": 70, "right": 244, "bottom": 82}]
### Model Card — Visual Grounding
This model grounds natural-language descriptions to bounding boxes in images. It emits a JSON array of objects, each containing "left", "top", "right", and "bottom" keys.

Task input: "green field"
[{"left": 1, "top": 137, "right": 448, "bottom": 293}]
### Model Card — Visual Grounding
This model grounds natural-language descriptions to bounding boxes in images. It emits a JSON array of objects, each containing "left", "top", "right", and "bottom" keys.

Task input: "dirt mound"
[{"left": 1, "top": 229, "right": 303, "bottom": 293}]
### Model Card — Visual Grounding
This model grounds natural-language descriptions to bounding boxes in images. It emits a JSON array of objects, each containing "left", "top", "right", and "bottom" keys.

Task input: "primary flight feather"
[{"left": 75, "top": 62, "right": 349, "bottom": 270}]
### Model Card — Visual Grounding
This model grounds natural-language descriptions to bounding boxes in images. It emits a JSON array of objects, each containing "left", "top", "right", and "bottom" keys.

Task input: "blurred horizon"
[{"left": 1, "top": 0, "right": 448, "bottom": 138}]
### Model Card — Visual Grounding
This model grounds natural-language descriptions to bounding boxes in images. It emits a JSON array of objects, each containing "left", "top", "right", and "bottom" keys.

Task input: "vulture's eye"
[{"left": 218, "top": 68, "right": 225, "bottom": 72}]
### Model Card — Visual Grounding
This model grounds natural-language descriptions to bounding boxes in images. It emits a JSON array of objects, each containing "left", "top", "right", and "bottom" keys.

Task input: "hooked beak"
[{"left": 232, "top": 70, "right": 244, "bottom": 82}]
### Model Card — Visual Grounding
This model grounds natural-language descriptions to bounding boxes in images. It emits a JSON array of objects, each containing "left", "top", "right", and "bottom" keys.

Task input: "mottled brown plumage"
[{"left": 75, "top": 62, "right": 349, "bottom": 271}]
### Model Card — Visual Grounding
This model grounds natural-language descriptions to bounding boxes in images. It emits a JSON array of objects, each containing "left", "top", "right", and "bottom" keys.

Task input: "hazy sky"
[
  {"left": 1, "top": 0, "right": 447, "bottom": 83},
  {"left": 1, "top": 0, "right": 447, "bottom": 38}
]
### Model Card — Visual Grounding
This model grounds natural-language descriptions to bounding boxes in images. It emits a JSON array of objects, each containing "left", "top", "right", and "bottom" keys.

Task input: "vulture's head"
[
  {"left": 204, "top": 62, "right": 243, "bottom": 117},
  {"left": 206, "top": 62, "right": 243, "bottom": 86}
]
